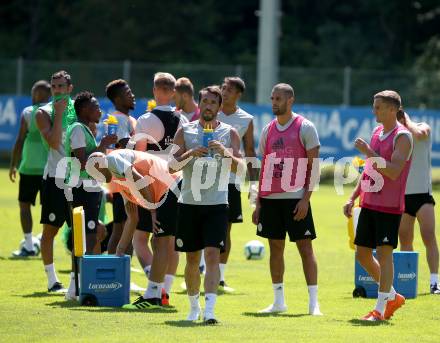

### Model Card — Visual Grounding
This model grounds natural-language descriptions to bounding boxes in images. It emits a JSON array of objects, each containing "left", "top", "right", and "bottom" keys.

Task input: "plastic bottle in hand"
[
  {"left": 203, "top": 123, "right": 214, "bottom": 157},
  {"left": 104, "top": 115, "right": 118, "bottom": 148},
  {"left": 352, "top": 156, "right": 365, "bottom": 174}
]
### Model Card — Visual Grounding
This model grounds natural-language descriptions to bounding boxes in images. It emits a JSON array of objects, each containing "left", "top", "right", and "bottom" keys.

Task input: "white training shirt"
[
  {"left": 135, "top": 105, "right": 186, "bottom": 144},
  {"left": 405, "top": 124, "right": 432, "bottom": 195},
  {"left": 106, "top": 149, "right": 136, "bottom": 178},
  {"left": 217, "top": 107, "right": 253, "bottom": 140}
]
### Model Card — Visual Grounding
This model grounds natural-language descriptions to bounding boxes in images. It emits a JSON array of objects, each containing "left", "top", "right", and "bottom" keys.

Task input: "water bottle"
[
  {"left": 203, "top": 124, "right": 214, "bottom": 157},
  {"left": 105, "top": 115, "right": 118, "bottom": 149}
]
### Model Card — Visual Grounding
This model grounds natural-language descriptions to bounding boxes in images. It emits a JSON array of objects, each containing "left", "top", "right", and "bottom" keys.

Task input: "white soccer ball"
[
  {"left": 244, "top": 240, "right": 265, "bottom": 260},
  {"left": 19, "top": 236, "right": 41, "bottom": 255}
]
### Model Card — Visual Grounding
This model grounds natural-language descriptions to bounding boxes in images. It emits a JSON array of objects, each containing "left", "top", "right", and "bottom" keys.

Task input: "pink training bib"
[
  {"left": 360, "top": 124, "right": 412, "bottom": 214},
  {"left": 259, "top": 116, "right": 308, "bottom": 197}
]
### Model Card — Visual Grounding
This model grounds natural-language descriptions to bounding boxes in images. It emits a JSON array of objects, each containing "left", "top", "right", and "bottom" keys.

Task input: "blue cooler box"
[
  {"left": 354, "top": 251, "right": 418, "bottom": 299},
  {"left": 80, "top": 255, "right": 130, "bottom": 307}
]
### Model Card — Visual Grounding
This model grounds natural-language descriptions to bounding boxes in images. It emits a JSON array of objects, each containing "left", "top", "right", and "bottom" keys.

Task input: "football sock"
[
  {"left": 430, "top": 273, "right": 438, "bottom": 286},
  {"left": 204, "top": 293, "right": 217, "bottom": 318},
  {"left": 24, "top": 233, "right": 34, "bottom": 251},
  {"left": 144, "top": 280, "right": 160, "bottom": 299},
  {"left": 188, "top": 293, "right": 200, "bottom": 309},
  {"left": 308, "top": 285, "right": 318, "bottom": 309},
  {"left": 219, "top": 264, "right": 226, "bottom": 282},
  {"left": 45, "top": 263, "right": 60, "bottom": 288},
  {"left": 273, "top": 283, "right": 285, "bottom": 306},
  {"left": 375, "top": 292, "right": 390, "bottom": 316},
  {"left": 164, "top": 274, "right": 175, "bottom": 294}
]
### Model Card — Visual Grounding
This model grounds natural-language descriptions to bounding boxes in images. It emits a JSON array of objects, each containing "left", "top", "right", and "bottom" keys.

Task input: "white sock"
[
  {"left": 308, "top": 285, "right": 318, "bottom": 309},
  {"left": 430, "top": 273, "right": 438, "bottom": 286},
  {"left": 389, "top": 286, "right": 397, "bottom": 300},
  {"left": 188, "top": 293, "right": 200, "bottom": 309},
  {"left": 164, "top": 274, "right": 175, "bottom": 294},
  {"left": 45, "top": 263, "right": 59, "bottom": 288},
  {"left": 68, "top": 272, "right": 79, "bottom": 294},
  {"left": 144, "top": 280, "right": 160, "bottom": 299},
  {"left": 375, "top": 292, "right": 390, "bottom": 316},
  {"left": 204, "top": 293, "right": 217, "bottom": 319},
  {"left": 377, "top": 283, "right": 397, "bottom": 300},
  {"left": 273, "top": 283, "right": 285, "bottom": 306},
  {"left": 143, "top": 265, "right": 151, "bottom": 276},
  {"left": 219, "top": 263, "right": 226, "bottom": 282},
  {"left": 199, "top": 251, "right": 205, "bottom": 268},
  {"left": 24, "top": 233, "right": 34, "bottom": 251}
]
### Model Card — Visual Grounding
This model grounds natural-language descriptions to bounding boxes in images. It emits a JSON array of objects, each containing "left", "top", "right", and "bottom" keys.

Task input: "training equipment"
[
  {"left": 16, "top": 236, "right": 41, "bottom": 256},
  {"left": 72, "top": 207, "right": 86, "bottom": 257},
  {"left": 80, "top": 255, "right": 130, "bottom": 307},
  {"left": 347, "top": 206, "right": 360, "bottom": 250},
  {"left": 353, "top": 251, "right": 418, "bottom": 299},
  {"left": 202, "top": 123, "right": 214, "bottom": 147},
  {"left": 352, "top": 156, "right": 365, "bottom": 174},
  {"left": 104, "top": 114, "right": 118, "bottom": 148},
  {"left": 244, "top": 240, "right": 265, "bottom": 260}
]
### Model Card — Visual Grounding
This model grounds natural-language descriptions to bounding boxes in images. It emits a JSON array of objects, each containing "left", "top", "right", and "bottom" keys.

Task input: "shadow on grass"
[
  {"left": 164, "top": 320, "right": 206, "bottom": 328},
  {"left": 58, "top": 269, "right": 72, "bottom": 274},
  {"left": 175, "top": 288, "right": 244, "bottom": 297},
  {"left": 46, "top": 300, "right": 79, "bottom": 308},
  {"left": 19, "top": 291, "right": 65, "bottom": 298},
  {"left": 348, "top": 319, "right": 392, "bottom": 326},
  {"left": 7, "top": 256, "right": 41, "bottom": 261},
  {"left": 242, "top": 312, "right": 308, "bottom": 318},
  {"left": 67, "top": 306, "right": 178, "bottom": 314}
]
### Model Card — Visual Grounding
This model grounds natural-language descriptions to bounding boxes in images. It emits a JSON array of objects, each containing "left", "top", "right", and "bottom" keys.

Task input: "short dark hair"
[
  {"left": 32, "top": 80, "right": 51, "bottom": 94},
  {"left": 175, "top": 77, "right": 194, "bottom": 96},
  {"left": 223, "top": 76, "right": 245, "bottom": 93},
  {"left": 51, "top": 70, "right": 72, "bottom": 85},
  {"left": 198, "top": 85, "right": 222, "bottom": 106},
  {"left": 74, "top": 91, "right": 94, "bottom": 115},
  {"left": 105, "top": 79, "right": 128, "bottom": 102},
  {"left": 374, "top": 90, "right": 402, "bottom": 110},
  {"left": 272, "top": 83, "right": 294, "bottom": 99}
]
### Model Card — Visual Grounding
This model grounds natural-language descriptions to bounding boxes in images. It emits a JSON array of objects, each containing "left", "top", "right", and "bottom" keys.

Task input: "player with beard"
[
  {"left": 253, "top": 83, "right": 322, "bottom": 315},
  {"left": 170, "top": 86, "right": 242, "bottom": 324}
]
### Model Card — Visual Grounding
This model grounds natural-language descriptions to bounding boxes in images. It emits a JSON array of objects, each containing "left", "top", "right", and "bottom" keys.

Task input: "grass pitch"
[{"left": 0, "top": 169, "right": 439, "bottom": 342}]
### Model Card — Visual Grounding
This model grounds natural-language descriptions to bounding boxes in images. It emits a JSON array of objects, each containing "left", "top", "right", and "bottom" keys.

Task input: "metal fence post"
[
  {"left": 16, "top": 56, "right": 24, "bottom": 96},
  {"left": 342, "top": 66, "right": 351, "bottom": 107},
  {"left": 123, "top": 60, "right": 131, "bottom": 82}
]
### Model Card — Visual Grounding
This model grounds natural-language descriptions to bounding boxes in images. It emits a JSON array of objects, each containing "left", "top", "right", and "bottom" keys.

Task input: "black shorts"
[
  {"left": 404, "top": 193, "right": 436, "bottom": 217},
  {"left": 256, "top": 198, "right": 316, "bottom": 242},
  {"left": 175, "top": 204, "right": 228, "bottom": 252},
  {"left": 137, "top": 190, "right": 178, "bottom": 237},
  {"left": 112, "top": 192, "right": 127, "bottom": 223},
  {"left": 228, "top": 184, "right": 243, "bottom": 223},
  {"left": 354, "top": 207, "right": 401, "bottom": 249},
  {"left": 66, "top": 186, "right": 102, "bottom": 234},
  {"left": 18, "top": 173, "right": 43, "bottom": 205},
  {"left": 40, "top": 177, "right": 71, "bottom": 228}
]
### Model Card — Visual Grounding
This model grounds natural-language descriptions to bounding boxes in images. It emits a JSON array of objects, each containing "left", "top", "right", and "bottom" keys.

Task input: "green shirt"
[
  {"left": 64, "top": 122, "right": 97, "bottom": 181},
  {"left": 19, "top": 104, "right": 49, "bottom": 175}
]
